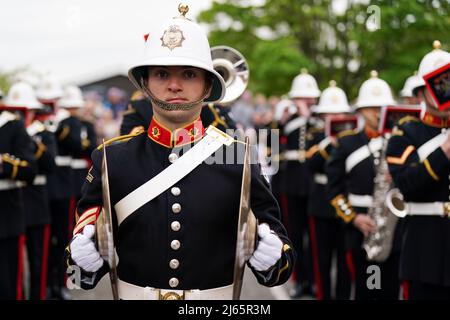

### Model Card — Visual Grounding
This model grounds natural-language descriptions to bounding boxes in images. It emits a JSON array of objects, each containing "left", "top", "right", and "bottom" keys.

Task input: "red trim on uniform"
[
  {"left": 421, "top": 111, "right": 449, "bottom": 128},
  {"left": 76, "top": 211, "right": 97, "bottom": 226},
  {"left": 308, "top": 216, "right": 323, "bottom": 300},
  {"left": 147, "top": 116, "right": 205, "bottom": 148},
  {"left": 402, "top": 280, "right": 410, "bottom": 300},
  {"left": 68, "top": 197, "right": 76, "bottom": 241},
  {"left": 345, "top": 250, "right": 356, "bottom": 282},
  {"left": 83, "top": 155, "right": 93, "bottom": 168},
  {"left": 40, "top": 225, "right": 51, "bottom": 300},
  {"left": 364, "top": 126, "right": 380, "bottom": 139},
  {"left": 75, "top": 205, "right": 101, "bottom": 223},
  {"left": 16, "top": 235, "right": 26, "bottom": 300}
]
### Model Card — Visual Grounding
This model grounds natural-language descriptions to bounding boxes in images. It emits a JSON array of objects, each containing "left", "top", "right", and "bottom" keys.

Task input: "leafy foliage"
[{"left": 197, "top": 0, "right": 450, "bottom": 100}]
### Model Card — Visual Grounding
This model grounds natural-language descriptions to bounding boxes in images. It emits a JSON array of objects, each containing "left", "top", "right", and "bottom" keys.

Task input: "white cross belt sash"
[
  {"left": 283, "top": 117, "right": 306, "bottom": 136},
  {"left": 345, "top": 137, "right": 383, "bottom": 173},
  {"left": 0, "top": 111, "right": 17, "bottom": 129},
  {"left": 417, "top": 131, "right": 447, "bottom": 161},
  {"left": 114, "top": 126, "right": 234, "bottom": 226}
]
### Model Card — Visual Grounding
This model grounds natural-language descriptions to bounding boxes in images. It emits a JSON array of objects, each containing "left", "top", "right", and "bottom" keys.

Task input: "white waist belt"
[
  {"left": 71, "top": 158, "right": 89, "bottom": 169},
  {"left": 406, "top": 202, "right": 450, "bottom": 217},
  {"left": 55, "top": 156, "right": 72, "bottom": 167},
  {"left": 33, "top": 175, "right": 47, "bottom": 186},
  {"left": 284, "top": 150, "right": 300, "bottom": 161},
  {"left": 348, "top": 193, "right": 373, "bottom": 208},
  {"left": 118, "top": 279, "right": 233, "bottom": 300},
  {"left": 314, "top": 173, "right": 327, "bottom": 185},
  {"left": 0, "top": 179, "right": 24, "bottom": 191}
]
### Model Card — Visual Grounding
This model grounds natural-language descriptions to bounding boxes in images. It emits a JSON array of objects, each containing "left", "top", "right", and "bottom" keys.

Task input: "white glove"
[
  {"left": 249, "top": 223, "right": 283, "bottom": 272},
  {"left": 70, "top": 225, "right": 104, "bottom": 273}
]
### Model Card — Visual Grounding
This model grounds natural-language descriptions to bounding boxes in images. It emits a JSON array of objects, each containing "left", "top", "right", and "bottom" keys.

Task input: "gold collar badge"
[
  {"left": 189, "top": 127, "right": 199, "bottom": 137},
  {"left": 152, "top": 126, "right": 161, "bottom": 139}
]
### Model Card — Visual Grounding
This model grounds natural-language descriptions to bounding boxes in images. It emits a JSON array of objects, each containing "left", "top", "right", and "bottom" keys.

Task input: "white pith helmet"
[
  {"left": 288, "top": 68, "right": 321, "bottom": 99},
  {"left": 4, "top": 81, "right": 42, "bottom": 110},
  {"left": 400, "top": 71, "right": 422, "bottom": 98},
  {"left": 412, "top": 40, "right": 450, "bottom": 94},
  {"left": 58, "top": 85, "right": 85, "bottom": 109},
  {"left": 354, "top": 70, "right": 396, "bottom": 109},
  {"left": 128, "top": 4, "right": 225, "bottom": 103},
  {"left": 312, "top": 80, "right": 351, "bottom": 114},
  {"left": 36, "top": 75, "right": 64, "bottom": 102},
  {"left": 274, "top": 98, "right": 297, "bottom": 121}
]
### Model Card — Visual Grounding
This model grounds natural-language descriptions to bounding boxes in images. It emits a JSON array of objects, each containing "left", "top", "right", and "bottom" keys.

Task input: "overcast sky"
[{"left": 0, "top": 0, "right": 213, "bottom": 83}]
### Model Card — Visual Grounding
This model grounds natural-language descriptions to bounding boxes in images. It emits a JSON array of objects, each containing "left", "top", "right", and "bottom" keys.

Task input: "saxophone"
[{"left": 362, "top": 136, "right": 398, "bottom": 263}]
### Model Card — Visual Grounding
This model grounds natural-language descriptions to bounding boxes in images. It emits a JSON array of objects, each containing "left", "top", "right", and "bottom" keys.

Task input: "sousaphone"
[{"left": 211, "top": 46, "right": 249, "bottom": 105}]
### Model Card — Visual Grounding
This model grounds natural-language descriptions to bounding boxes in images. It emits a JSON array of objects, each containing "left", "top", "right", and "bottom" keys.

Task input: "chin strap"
[{"left": 140, "top": 78, "right": 209, "bottom": 111}]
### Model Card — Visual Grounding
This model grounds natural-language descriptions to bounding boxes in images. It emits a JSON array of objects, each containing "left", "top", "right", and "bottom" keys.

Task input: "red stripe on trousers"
[
  {"left": 68, "top": 197, "right": 76, "bottom": 241},
  {"left": 40, "top": 225, "right": 51, "bottom": 300},
  {"left": 345, "top": 250, "right": 356, "bottom": 282},
  {"left": 308, "top": 216, "right": 323, "bottom": 300},
  {"left": 402, "top": 280, "right": 410, "bottom": 300},
  {"left": 16, "top": 235, "right": 26, "bottom": 300}
]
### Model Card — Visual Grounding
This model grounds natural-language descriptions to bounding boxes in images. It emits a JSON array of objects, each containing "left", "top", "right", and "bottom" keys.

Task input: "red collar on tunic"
[
  {"left": 364, "top": 126, "right": 380, "bottom": 139},
  {"left": 147, "top": 116, "right": 205, "bottom": 148},
  {"left": 421, "top": 111, "right": 449, "bottom": 128}
]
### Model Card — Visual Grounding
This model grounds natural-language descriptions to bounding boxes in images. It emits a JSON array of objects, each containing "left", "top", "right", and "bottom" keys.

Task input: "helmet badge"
[
  {"left": 161, "top": 25, "right": 185, "bottom": 51},
  {"left": 372, "top": 86, "right": 382, "bottom": 96}
]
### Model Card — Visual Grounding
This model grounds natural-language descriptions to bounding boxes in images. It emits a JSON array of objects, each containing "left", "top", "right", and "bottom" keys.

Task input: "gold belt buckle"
[
  {"left": 160, "top": 291, "right": 184, "bottom": 300},
  {"left": 443, "top": 202, "right": 450, "bottom": 218}
]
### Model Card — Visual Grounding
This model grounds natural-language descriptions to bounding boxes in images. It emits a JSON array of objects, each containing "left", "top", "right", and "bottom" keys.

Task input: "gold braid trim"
[
  {"left": 96, "top": 129, "right": 145, "bottom": 150},
  {"left": 331, "top": 194, "right": 355, "bottom": 223},
  {"left": 208, "top": 103, "right": 228, "bottom": 129},
  {"left": 58, "top": 126, "right": 70, "bottom": 141},
  {"left": 34, "top": 142, "right": 47, "bottom": 160}
]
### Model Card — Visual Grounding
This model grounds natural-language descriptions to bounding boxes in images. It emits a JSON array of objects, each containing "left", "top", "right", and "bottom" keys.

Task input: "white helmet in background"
[
  {"left": 4, "top": 81, "right": 42, "bottom": 110},
  {"left": 312, "top": 80, "right": 351, "bottom": 114},
  {"left": 274, "top": 98, "right": 297, "bottom": 121},
  {"left": 288, "top": 69, "right": 321, "bottom": 99},
  {"left": 400, "top": 72, "right": 422, "bottom": 98},
  {"left": 58, "top": 86, "right": 85, "bottom": 109},
  {"left": 411, "top": 41, "right": 450, "bottom": 95},
  {"left": 128, "top": 5, "right": 225, "bottom": 104},
  {"left": 354, "top": 70, "right": 396, "bottom": 109},
  {"left": 36, "top": 75, "right": 63, "bottom": 102}
]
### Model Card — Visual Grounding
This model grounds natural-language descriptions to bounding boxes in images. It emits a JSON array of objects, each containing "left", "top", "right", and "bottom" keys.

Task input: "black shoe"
[
  {"left": 289, "top": 282, "right": 315, "bottom": 298},
  {"left": 48, "top": 286, "right": 72, "bottom": 300},
  {"left": 302, "top": 283, "right": 315, "bottom": 296}
]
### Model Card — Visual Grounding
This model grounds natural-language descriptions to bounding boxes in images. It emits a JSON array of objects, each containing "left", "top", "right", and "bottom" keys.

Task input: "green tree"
[{"left": 197, "top": 0, "right": 450, "bottom": 100}]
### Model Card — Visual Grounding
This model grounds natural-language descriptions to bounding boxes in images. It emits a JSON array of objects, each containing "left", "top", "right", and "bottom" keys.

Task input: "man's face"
[
  {"left": 322, "top": 112, "right": 348, "bottom": 122},
  {"left": 292, "top": 97, "right": 317, "bottom": 108},
  {"left": 291, "top": 97, "right": 318, "bottom": 117},
  {"left": 359, "top": 107, "right": 380, "bottom": 131},
  {"left": 403, "top": 96, "right": 421, "bottom": 105},
  {"left": 147, "top": 66, "right": 210, "bottom": 124}
]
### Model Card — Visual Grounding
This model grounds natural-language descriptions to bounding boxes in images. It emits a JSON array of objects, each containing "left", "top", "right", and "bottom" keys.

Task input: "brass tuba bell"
[{"left": 211, "top": 46, "right": 249, "bottom": 105}]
